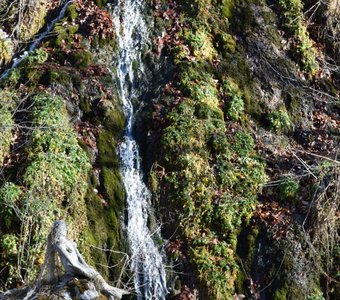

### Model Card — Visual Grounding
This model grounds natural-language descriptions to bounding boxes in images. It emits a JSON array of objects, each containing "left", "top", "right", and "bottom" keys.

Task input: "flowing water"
[{"left": 112, "top": 1, "right": 168, "bottom": 299}]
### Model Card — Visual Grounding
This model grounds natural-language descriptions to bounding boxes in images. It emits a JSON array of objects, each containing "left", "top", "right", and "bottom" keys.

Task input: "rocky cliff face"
[{"left": 0, "top": 0, "right": 339, "bottom": 299}]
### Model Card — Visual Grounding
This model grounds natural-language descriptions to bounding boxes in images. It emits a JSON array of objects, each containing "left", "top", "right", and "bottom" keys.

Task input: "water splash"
[{"left": 112, "top": 1, "right": 168, "bottom": 299}]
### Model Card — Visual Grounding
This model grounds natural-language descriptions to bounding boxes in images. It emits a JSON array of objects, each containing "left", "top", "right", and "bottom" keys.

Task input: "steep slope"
[
  {"left": 141, "top": 0, "right": 339, "bottom": 299},
  {"left": 0, "top": 0, "right": 127, "bottom": 291}
]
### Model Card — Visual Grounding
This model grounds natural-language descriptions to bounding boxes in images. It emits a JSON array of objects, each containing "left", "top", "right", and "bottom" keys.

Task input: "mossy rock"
[
  {"left": 101, "top": 167, "right": 125, "bottom": 212},
  {"left": 81, "top": 188, "right": 111, "bottom": 278},
  {"left": 79, "top": 94, "right": 92, "bottom": 115},
  {"left": 97, "top": 129, "right": 119, "bottom": 168},
  {"left": 102, "top": 109, "right": 125, "bottom": 139},
  {"left": 220, "top": 0, "right": 236, "bottom": 19},
  {"left": 81, "top": 163, "right": 125, "bottom": 280},
  {"left": 214, "top": 32, "right": 236, "bottom": 56},
  {"left": 19, "top": 2, "right": 48, "bottom": 41},
  {"left": 54, "top": 24, "right": 79, "bottom": 48},
  {"left": 67, "top": 50, "right": 93, "bottom": 69}
]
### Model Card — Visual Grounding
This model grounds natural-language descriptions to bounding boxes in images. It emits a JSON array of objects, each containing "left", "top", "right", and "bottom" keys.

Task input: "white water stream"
[{"left": 112, "top": 1, "right": 168, "bottom": 299}]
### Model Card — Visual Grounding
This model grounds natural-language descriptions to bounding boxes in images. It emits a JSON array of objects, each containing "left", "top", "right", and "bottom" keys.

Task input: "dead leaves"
[
  {"left": 73, "top": 0, "right": 114, "bottom": 42},
  {"left": 254, "top": 202, "right": 293, "bottom": 239}
]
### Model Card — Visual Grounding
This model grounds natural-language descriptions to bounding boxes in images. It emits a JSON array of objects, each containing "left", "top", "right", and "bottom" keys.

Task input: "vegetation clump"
[
  {"left": 151, "top": 3, "right": 267, "bottom": 295},
  {"left": 279, "top": 176, "right": 299, "bottom": 203},
  {"left": 277, "top": 0, "right": 319, "bottom": 75},
  {"left": 0, "top": 90, "right": 16, "bottom": 165},
  {"left": 0, "top": 29, "right": 14, "bottom": 65},
  {"left": 268, "top": 109, "right": 292, "bottom": 133},
  {"left": 160, "top": 95, "right": 266, "bottom": 298},
  {"left": 0, "top": 93, "right": 91, "bottom": 286},
  {"left": 222, "top": 79, "right": 245, "bottom": 122}
]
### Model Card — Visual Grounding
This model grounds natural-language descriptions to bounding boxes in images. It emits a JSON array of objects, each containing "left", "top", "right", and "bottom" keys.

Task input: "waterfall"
[{"left": 112, "top": 1, "right": 168, "bottom": 299}]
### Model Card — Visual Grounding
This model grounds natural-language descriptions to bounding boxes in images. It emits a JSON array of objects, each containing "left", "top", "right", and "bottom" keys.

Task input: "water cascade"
[{"left": 112, "top": 0, "right": 168, "bottom": 299}]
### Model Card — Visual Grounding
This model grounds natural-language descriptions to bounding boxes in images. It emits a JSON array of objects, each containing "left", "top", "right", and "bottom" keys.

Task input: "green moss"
[
  {"left": 0, "top": 30, "right": 14, "bottom": 64},
  {"left": 307, "top": 289, "right": 325, "bottom": 300},
  {"left": 79, "top": 94, "right": 91, "bottom": 115},
  {"left": 8, "top": 49, "right": 50, "bottom": 86},
  {"left": 102, "top": 109, "right": 125, "bottom": 138},
  {"left": 279, "top": 176, "right": 299, "bottom": 203},
  {"left": 97, "top": 129, "right": 119, "bottom": 168},
  {"left": 274, "top": 286, "right": 288, "bottom": 300},
  {"left": 235, "top": 224, "right": 260, "bottom": 292},
  {"left": 80, "top": 188, "right": 111, "bottom": 278},
  {"left": 81, "top": 157, "right": 125, "bottom": 280},
  {"left": 179, "top": 63, "right": 219, "bottom": 108},
  {"left": 19, "top": 2, "right": 48, "bottom": 41},
  {"left": 220, "top": 0, "right": 235, "bottom": 19},
  {"left": 47, "top": 68, "right": 71, "bottom": 85},
  {"left": 268, "top": 109, "right": 292, "bottom": 133},
  {"left": 195, "top": 102, "right": 224, "bottom": 120},
  {"left": 0, "top": 90, "right": 17, "bottom": 164},
  {"left": 68, "top": 50, "right": 92, "bottom": 69},
  {"left": 53, "top": 22, "right": 79, "bottom": 47},
  {"left": 277, "top": 0, "right": 319, "bottom": 75},
  {"left": 102, "top": 167, "right": 125, "bottom": 211},
  {"left": 222, "top": 79, "right": 245, "bottom": 122},
  {"left": 6, "top": 93, "right": 91, "bottom": 284},
  {"left": 66, "top": 3, "right": 79, "bottom": 21},
  {"left": 160, "top": 93, "right": 266, "bottom": 299},
  {"left": 171, "top": 44, "right": 189, "bottom": 64},
  {"left": 214, "top": 32, "right": 236, "bottom": 55},
  {"left": 184, "top": 29, "right": 217, "bottom": 61}
]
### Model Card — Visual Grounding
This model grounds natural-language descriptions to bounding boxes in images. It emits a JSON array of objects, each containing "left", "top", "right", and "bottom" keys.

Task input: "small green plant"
[
  {"left": 180, "top": 63, "right": 219, "bottom": 107},
  {"left": 26, "top": 48, "right": 49, "bottom": 65},
  {"left": 184, "top": 29, "right": 216, "bottom": 61},
  {"left": 307, "top": 289, "right": 325, "bottom": 300},
  {"left": 66, "top": 3, "right": 79, "bottom": 21},
  {"left": 171, "top": 44, "right": 189, "bottom": 64},
  {"left": 268, "top": 110, "right": 292, "bottom": 132},
  {"left": 222, "top": 80, "right": 245, "bottom": 121},
  {"left": 277, "top": 0, "right": 319, "bottom": 75},
  {"left": 1, "top": 234, "right": 18, "bottom": 257},
  {"left": 279, "top": 176, "right": 299, "bottom": 202}
]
